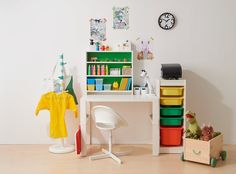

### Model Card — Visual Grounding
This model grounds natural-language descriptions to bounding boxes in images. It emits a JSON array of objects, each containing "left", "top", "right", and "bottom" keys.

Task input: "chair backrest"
[{"left": 92, "top": 105, "right": 128, "bottom": 130}]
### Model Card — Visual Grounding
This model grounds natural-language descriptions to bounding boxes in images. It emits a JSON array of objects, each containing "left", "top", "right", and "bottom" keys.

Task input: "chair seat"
[{"left": 96, "top": 122, "right": 115, "bottom": 130}]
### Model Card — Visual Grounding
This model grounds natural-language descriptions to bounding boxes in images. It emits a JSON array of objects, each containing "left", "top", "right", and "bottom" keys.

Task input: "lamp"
[{"left": 140, "top": 69, "right": 153, "bottom": 95}]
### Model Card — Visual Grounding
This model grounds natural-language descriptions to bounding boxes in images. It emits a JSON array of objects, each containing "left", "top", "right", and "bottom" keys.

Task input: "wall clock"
[{"left": 158, "top": 12, "right": 175, "bottom": 30}]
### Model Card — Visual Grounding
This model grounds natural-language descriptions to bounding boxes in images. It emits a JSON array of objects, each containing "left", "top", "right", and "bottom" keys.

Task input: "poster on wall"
[
  {"left": 136, "top": 37, "right": 154, "bottom": 60},
  {"left": 90, "top": 18, "right": 107, "bottom": 41},
  {"left": 113, "top": 6, "right": 129, "bottom": 29}
]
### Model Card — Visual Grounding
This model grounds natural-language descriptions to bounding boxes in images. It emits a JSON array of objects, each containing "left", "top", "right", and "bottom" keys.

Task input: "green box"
[
  {"left": 160, "top": 107, "right": 183, "bottom": 117},
  {"left": 160, "top": 117, "right": 183, "bottom": 126}
]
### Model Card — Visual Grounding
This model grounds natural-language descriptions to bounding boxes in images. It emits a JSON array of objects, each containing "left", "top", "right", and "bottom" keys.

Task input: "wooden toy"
[{"left": 181, "top": 134, "right": 227, "bottom": 167}]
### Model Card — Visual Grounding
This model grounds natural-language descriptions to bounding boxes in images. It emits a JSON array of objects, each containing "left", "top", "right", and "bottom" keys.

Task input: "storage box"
[
  {"left": 110, "top": 68, "right": 120, "bottom": 75},
  {"left": 160, "top": 87, "right": 184, "bottom": 97},
  {"left": 160, "top": 97, "right": 183, "bottom": 106},
  {"left": 160, "top": 127, "right": 183, "bottom": 146},
  {"left": 103, "top": 84, "right": 111, "bottom": 91},
  {"left": 95, "top": 79, "right": 103, "bottom": 85},
  {"left": 87, "top": 84, "right": 95, "bottom": 91},
  {"left": 96, "top": 84, "right": 103, "bottom": 91},
  {"left": 122, "top": 66, "right": 132, "bottom": 75},
  {"left": 160, "top": 107, "right": 183, "bottom": 117},
  {"left": 87, "top": 78, "right": 95, "bottom": 84},
  {"left": 160, "top": 117, "right": 183, "bottom": 126},
  {"left": 183, "top": 134, "right": 223, "bottom": 165}
]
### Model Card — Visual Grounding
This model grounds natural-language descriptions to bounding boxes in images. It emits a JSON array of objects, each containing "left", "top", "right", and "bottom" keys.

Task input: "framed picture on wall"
[
  {"left": 113, "top": 6, "right": 129, "bottom": 29},
  {"left": 90, "top": 18, "right": 107, "bottom": 41}
]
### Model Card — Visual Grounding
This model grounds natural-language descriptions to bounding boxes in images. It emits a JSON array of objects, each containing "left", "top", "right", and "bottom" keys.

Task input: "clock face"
[{"left": 158, "top": 12, "right": 175, "bottom": 30}]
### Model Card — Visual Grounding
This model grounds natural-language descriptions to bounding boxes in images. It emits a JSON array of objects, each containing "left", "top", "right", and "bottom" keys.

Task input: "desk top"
[{"left": 81, "top": 94, "right": 158, "bottom": 102}]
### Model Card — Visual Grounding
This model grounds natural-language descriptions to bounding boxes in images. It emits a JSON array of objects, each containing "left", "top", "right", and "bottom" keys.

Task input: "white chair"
[{"left": 90, "top": 105, "right": 129, "bottom": 164}]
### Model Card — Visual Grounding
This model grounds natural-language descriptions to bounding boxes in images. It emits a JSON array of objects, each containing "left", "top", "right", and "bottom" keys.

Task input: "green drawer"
[
  {"left": 160, "top": 107, "right": 183, "bottom": 117},
  {"left": 160, "top": 117, "right": 183, "bottom": 126}
]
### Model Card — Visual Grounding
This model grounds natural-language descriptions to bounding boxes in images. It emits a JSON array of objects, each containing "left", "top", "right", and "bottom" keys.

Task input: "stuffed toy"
[
  {"left": 185, "top": 111, "right": 202, "bottom": 139},
  {"left": 200, "top": 124, "right": 221, "bottom": 141},
  {"left": 200, "top": 124, "right": 214, "bottom": 141}
]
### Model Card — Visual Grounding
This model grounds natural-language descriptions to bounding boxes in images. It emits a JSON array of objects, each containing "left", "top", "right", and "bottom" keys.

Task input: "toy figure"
[
  {"left": 185, "top": 111, "right": 202, "bottom": 139},
  {"left": 200, "top": 124, "right": 214, "bottom": 141},
  {"left": 200, "top": 124, "right": 221, "bottom": 141},
  {"left": 112, "top": 81, "right": 119, "bottom": 90}
]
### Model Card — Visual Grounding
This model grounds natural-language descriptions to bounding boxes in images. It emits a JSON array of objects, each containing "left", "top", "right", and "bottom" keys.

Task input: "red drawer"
[{"left": 160, "top": 127, "right": 183, "bottom": 146}]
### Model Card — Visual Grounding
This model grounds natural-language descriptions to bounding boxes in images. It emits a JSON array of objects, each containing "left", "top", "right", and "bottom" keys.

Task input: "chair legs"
[{"left": 90, "top": 130, "right": 129, "bottom": 164}]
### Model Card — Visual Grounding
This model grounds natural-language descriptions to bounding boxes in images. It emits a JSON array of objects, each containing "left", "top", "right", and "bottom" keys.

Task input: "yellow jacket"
[{"left": 35, "top": 92, "right": 78, "bottom": 138}]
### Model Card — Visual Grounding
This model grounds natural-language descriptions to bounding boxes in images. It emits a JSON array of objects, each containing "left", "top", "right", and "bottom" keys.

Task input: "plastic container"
[
  {"left": 103, "top": 84, "right": 111, "bottom": 91},
  {"left": 160, "top": 87, "right": 184, "bottom": 97},
  {"left": 95, "top": 79, "right": 103, "bottom": 85},
  {"left": 160, "top": 127, "right": 183, "bottom": 146},
  {"left": 87, "top": 78, "right": 95, "bottom": 84},
  {"left": 160, "top": 117, "right": 183, "bottom": 126},
  {"left": 160, "top": 97, "right": 183, "bottom": 106},
  {"left": 141, "top": 87, "right": 148, "bottom": 95},
  {"left": 133, "top": 87, "right": 140, "bottom": 95},
  {"left": 160, "top": 107, "right": 183, "bottom": 117},
  {"left": 87, "top": 84, "right": 95, "bottom": 91},
  {"left": 96, "top": 84, "right": 103, "bottom": 91}
]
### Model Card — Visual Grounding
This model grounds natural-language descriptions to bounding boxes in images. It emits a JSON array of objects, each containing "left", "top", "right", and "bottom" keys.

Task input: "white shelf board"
[
  {"left": 87, "top": 90, "right": 132, "bottom": 93},
  {"left": 159, "top": 79, "right": 186, "bottom": 86},
  {"left": 160, "top": 146, "right": 183, "bottom": 153},
  {"left": 87, "top": 61, "right": 132, "bottom": 64},
  {"left": 86, "top": 51, "right": 132, "bottom": 53},
  {"left": 87, "top": 75, "right": 132, "bottom": 77}
]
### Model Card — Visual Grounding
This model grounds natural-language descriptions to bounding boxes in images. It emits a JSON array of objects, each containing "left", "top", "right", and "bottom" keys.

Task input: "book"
[
  {"left": 126, "top": 78, "right": 132, "bottom": 90},
  {"left": 119, "top": 78, "right": 128, "bottom": 90},
  {"left": 119, "top": 78, "right": 124, "bottom": 90}
]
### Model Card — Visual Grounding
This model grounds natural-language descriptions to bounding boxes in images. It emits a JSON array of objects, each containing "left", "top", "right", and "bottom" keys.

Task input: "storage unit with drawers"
[{"left": 157, "top": 79, "right": 186, "bottom": 153}]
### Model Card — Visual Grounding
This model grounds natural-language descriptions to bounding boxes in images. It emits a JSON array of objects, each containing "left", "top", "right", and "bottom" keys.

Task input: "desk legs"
[
  {"left": 80, "top": 98, "right": 87, "bottom": 157},
  {"left": 152, "top": 99, "right": 160, "bottom": 156},
  {"left": 80, "top": 98, "right": 160, "bottom": 157}
]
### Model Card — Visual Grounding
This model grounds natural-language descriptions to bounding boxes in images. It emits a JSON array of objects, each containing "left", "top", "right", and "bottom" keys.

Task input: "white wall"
[{"left": 0, "top": 0, "right": 235, "bottom": 144}]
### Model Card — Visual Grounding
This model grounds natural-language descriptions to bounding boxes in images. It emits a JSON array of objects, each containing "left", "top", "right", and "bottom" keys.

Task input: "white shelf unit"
[
  {"left": 157, "top": 79, "right": 186, "bottom": 154},
  {"left": 86, "top": 51, "right": 133, "bottom": 95}
]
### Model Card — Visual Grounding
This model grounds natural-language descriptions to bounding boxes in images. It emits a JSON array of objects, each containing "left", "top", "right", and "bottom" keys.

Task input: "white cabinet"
[{"left": 157, "top": 79, "right": 186, "bottom": 153}]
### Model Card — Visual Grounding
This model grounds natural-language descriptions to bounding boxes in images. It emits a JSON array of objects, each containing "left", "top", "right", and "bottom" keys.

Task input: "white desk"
[{"left": 80, "top": 95, "right": 159, "bottom": 156}]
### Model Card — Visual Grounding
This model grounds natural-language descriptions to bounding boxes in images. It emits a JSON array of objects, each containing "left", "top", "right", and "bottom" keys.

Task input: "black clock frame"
[{"left": 158, "top": 12, "right": 175, "bottom": 30}]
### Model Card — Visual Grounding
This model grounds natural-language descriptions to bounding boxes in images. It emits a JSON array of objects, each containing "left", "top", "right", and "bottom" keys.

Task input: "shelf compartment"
[
  {"left": 160, "top": 127, "right": 183, "bottom": 146},
  {"left": 87, "top": 61, "right": 132, "bottom": 64},
  {"left": 160, "top": 117, "right": 183, "bottom": 126},
  {"left": 87, "top": 77, "right": 132, "bottom": 91},
  {"left": 87, "top": 75, "right": 132, "bottom": 77},
  {"left": 160, "top": 97, "right": 183, "bottom": 106},
  {"left": 160, "top": 86, "right": 184, "bottom": 97},
  {"left": 87, "top": 52, "right": 132, "bottom": 62},
  {"left": 160, "top": 107, "right": 183, "bottom": 117}
]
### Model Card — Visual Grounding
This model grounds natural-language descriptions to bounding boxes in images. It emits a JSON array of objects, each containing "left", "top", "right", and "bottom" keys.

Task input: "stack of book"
[{"left": 119, "top": 78, "right": 132, "bottom": 90}]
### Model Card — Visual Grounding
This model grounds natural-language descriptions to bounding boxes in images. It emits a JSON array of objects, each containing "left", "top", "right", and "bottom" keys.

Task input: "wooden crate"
[{"left": 183, "top": 134, "right": 223, "bottom": 165}]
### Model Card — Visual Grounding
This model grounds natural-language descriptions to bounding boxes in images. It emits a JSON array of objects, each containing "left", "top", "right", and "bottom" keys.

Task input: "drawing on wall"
[
  {"left": 90, "top": 18, "right": 107, "bottom": 41},
  {"left": 113, "top": 6, "right": 129, "bottom": 29},
  {"left": 136, "top": 37, "right": 154, "bottom": 60}
]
